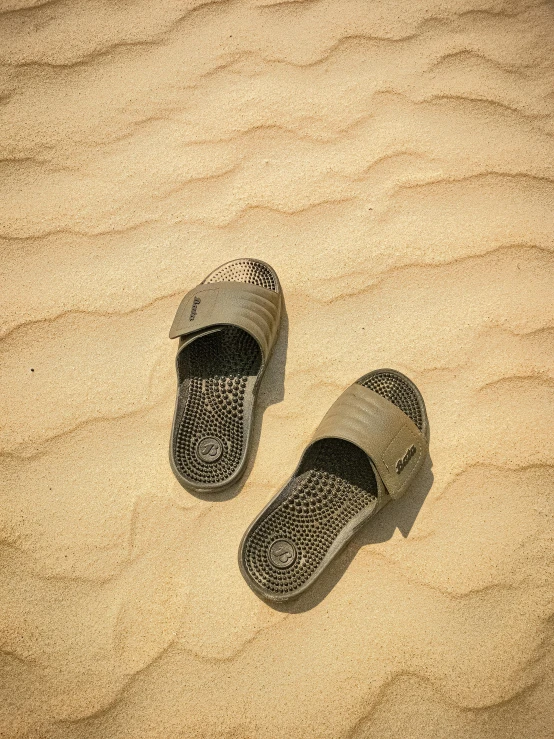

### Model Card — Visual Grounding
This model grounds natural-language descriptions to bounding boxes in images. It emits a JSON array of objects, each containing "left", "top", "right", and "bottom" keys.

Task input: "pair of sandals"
[{"left": 169, "top": 259, "right": 430, "bottom": 602}]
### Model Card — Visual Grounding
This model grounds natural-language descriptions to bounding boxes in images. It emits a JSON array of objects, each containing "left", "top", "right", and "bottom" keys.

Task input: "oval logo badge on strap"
[{"left": 395, "top": 444, "right": 416, "bottom": 474}]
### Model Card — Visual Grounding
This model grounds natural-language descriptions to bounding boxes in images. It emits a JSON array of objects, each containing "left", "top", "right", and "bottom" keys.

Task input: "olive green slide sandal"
[
  {"left": 169, "top": 259, "right": 282, "bottom": 493},
  {"left": 239, "top": 369, "right": 429, "bottom": 601}
]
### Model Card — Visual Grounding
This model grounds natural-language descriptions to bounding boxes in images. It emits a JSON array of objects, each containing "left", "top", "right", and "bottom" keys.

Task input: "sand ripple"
[{"left": 1, "top": 0, "right": 554, "bottom": 736}]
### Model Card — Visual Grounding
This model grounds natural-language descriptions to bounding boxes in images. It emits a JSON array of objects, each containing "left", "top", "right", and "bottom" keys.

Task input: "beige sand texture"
[{"left": 1, "top": 0, "right": 554, "bottom": 736}]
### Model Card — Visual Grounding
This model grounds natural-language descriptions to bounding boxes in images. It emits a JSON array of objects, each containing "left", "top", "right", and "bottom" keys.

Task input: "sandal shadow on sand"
[
  {"left": 239, "top": 369, "right": 430, "bottom": 601},
  {"left": 169, "top": 258, "right": 282, "bottom": 493}
]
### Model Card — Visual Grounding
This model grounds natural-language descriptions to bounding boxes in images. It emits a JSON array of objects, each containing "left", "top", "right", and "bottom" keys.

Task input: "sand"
[{"left": 1, "top": 0, "right": 554, "bottom": 737}]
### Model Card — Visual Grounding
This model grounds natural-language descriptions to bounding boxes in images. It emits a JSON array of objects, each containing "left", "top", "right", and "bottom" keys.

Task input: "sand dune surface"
[{"left": 1, "top": 0, "right": 554, "bottom": 737}]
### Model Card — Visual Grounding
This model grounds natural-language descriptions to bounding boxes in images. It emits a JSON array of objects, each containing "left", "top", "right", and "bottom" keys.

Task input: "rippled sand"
[{"left": 1, "top": 1, "right": 554, "bottom": 737}]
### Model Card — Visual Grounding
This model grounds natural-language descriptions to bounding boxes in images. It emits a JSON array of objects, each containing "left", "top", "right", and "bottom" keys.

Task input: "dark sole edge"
[
  {"left": 238, "top": 369, "right": 429, "bottom": 601},
  {"left": 169, "top": 259, "right": 282, "bottom": 494}
]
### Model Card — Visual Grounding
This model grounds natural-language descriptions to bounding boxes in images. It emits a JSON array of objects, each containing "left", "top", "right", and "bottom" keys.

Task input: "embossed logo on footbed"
[
  {"left": 196, "top": 436, "right": 223, "bottom": 463},
  {"left": 268, "top": 539, "right": 297, "bottom": 569}
]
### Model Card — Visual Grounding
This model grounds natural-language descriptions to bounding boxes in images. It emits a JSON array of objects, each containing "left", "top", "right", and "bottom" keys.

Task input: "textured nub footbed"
[
  {"left": 242, "top": 371, "right": 425, "bottom": 598},
  {"left": 174, "top": 328, "right": 260, "bottom": 485},
  {"left": 204, "top": 259, "right": 277, "bottom": 291},
  {"left": 357, "top": 371, "right": 424, "bottom": 430},
  {"left": 243, "top": 439, "right": 378, "bottom": 596},
  {"left": 172, "top": 260, "right": 277, "bottom": 488}
]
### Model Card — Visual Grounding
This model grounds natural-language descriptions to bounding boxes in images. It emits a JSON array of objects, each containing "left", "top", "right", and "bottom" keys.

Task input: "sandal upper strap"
[
  {"left": 309, "top": 383, "right": 428, "bottom": 500},
  {"left": 169, "top": 281, "right": 281, "bottom": 364}
]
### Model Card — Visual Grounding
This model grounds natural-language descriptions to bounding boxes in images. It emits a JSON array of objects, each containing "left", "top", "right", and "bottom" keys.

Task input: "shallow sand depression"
[{"left": 1, "top": 0, "right": 554, "bottom": 737}]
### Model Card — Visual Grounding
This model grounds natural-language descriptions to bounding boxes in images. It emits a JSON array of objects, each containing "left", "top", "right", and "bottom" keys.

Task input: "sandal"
[
  {"left": 239, "top": 369, "right": 429, "bottom": 601},
  {"left": 169, "top": 258, "right": 282, "bottom": 493}
]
